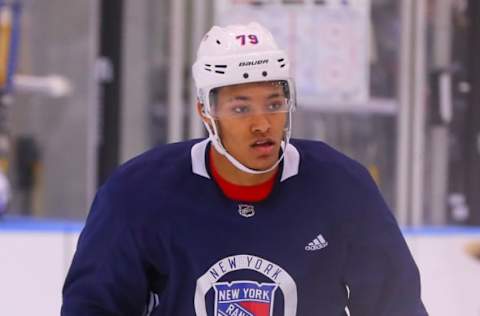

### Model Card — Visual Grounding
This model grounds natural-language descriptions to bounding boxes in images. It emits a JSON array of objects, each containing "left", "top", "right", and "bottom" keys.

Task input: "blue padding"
[
  {"left": 1, "top": 215, "right": 479, "bottom": 236},
  {"left": 0, "top": 215, "right": 84, "bottom": 233},
  {"left": 402, "top": 226, "right": 480, "bottom": 236}
]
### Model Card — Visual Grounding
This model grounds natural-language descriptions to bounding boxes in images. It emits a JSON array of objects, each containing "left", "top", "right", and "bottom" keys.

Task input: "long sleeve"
[
  {"left": 61, "top": 186, "right": 150, "bottom": 316},
  {"left": 343, "top": 167, "right": 428, "bottom": 316}
]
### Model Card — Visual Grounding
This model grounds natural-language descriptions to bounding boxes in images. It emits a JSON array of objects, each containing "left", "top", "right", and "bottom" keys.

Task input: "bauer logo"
[
  {"left": 238, "top": 59, "right": 269, "bottom": 67},
  {"left": 213, "top": 281, "right": 278, "bottom": 316}
]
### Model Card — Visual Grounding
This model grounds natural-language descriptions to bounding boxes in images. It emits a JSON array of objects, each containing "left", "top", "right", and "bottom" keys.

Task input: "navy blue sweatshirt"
[{"left": 62, "top": 138, "right": 428, "bottom": 316}]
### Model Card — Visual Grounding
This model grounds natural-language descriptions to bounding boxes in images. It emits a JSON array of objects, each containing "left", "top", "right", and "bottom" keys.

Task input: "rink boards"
[{"left": 1, "top": 217, "right": 479, "bottom": 315}]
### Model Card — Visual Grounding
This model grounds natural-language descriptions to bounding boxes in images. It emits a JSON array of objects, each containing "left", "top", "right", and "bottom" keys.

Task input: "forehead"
[{"left": 216, "top": 81, "right": 285, "bottom": 100}]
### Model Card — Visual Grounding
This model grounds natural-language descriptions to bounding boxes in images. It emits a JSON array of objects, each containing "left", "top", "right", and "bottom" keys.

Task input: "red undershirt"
[{"left": 209, "top": 148, "right": 278, "bottom": 202}]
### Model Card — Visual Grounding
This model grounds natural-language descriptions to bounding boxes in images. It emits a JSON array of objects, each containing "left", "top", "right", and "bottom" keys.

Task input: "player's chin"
[
  {"left": 247, "top": 154, "right": 280, "bottom": 171},
  {"left": 243, "top": 142, "right": 282, "bottom": 170}
]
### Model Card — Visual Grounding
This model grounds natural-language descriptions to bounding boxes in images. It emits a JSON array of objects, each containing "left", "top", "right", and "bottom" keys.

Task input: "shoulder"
[
  {"left": 290, "top": 138, "right": 391, "bottom": 217},
  {"left": 290, "top": 138, "right": 372, "bottom": 188},
  {"left": 113, "top": 139, "right": 201, "bottom": 181},
  {"left": 97, "top": 139, "right": 204, "bottom": 210}
]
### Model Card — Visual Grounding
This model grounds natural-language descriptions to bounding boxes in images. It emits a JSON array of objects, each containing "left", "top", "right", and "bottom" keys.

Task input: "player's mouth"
[{"left": 250, "top": 138, "right": 276, "bottom": 156}]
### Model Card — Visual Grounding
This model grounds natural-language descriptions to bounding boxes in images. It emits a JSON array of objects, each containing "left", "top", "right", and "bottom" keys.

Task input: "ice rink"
[{"left": 1, "top": 217, "right": 480, "bottom": 315}]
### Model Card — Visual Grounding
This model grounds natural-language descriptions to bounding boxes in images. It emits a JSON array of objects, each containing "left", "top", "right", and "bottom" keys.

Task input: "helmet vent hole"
[
  {"left": 262, "top": 71, "right": 268, "bottom": 77},
  {"left": 214, "top": 65, "right": 227, "bottom": 74},
  {"left": 277, "top": 58, "right": 285, "bottom": 62},
  {"left": 280, "top": 64, "right": 286, "bottom": 68},
  {"left": 243, "top": 73, "right": 249, "bottom": 79},
  {"left": 216, "top": 40, "right": 221, "bottom": 45}
]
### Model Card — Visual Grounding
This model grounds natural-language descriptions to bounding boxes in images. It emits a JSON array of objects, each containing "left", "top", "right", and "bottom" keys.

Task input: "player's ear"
[
  {"left": 197, "top": 102, "right": 217, "bottom": 135},
  {"left": 196, "top": 102, "right": 209, "bottom": 123}
]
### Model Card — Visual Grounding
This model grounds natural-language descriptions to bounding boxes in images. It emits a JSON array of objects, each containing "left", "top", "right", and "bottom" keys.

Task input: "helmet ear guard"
[
  {"left": 192, "top": 22, "right": 296, "bottom": 174},
  {"left": 198, "top": 102, "right": 207, "bottom": 115}
]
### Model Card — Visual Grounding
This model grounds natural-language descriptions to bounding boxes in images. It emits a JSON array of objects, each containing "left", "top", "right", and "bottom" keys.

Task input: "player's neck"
[{"left": 210, "top": 146, "right": 278, "bottom": 186}]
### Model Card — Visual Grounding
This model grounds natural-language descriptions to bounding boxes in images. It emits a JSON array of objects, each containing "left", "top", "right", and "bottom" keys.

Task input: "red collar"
[{"left": 209, "top": 148, "right": 277, "bottom": 202}]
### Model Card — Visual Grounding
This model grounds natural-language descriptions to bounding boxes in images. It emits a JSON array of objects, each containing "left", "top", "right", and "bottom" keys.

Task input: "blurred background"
[
  {"left": 1, "top": 0, "right": 479, "bottom": 226},
  {"left": 0, "top": 0, "right": 479, "bottom": 315}
]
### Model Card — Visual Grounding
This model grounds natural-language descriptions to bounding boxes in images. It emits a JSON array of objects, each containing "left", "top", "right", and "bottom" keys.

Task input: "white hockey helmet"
[{"left": 192, "top": 22, "right": 296, "bottom": 174}]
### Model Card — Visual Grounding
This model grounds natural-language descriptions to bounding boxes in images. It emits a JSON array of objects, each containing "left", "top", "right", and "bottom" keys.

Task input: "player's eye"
[
  {"left": 267, "top": 99, "right": 287, "bottom": 112},
  {"left": 267, "top": 103, "right": 282, "bottom": 111},
  {"left": 230, "top": 104, "right": 251, "bottom": 115}
]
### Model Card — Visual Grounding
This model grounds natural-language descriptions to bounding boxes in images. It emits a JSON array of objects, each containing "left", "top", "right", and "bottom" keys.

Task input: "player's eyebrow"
[
  {"left": 228, "top": 95, "right": 251, "bottom": 101},
  {"left": 228, "top": 92, "right": 284, "bottom": 102},
  {"left": 266, "top": 92, "right": 284, "bottom": 99}
]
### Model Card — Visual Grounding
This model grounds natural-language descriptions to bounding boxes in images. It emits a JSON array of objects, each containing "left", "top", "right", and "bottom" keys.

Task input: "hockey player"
[{"left": 62, "top": 22, "right": 428, "bottom": 316}]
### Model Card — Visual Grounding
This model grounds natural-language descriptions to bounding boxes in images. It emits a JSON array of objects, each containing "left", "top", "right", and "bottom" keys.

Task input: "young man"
[{"left": 62, "top": 23, "right": 428, "bottom": 315}]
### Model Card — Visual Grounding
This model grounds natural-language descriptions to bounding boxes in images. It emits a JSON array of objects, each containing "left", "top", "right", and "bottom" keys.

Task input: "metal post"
[
  {"left": 97, "top": 0, "right": 124, "bottom": 185},
  {"left": 86, "top": 0, "right": 100, "bottom": 208},
  {"left": 410, "top": 0, "right": 428, "bottom": 226},
  {"left": 395, "top": 0, "right": 414, "bottom": 225},
  {"left": 120, "top": 0, "right": 149, "bottom": 162},
  {"left": 168, "top": 0, "right": 186, "bottom": 143},
  {"left": 465, "top": 0, "right": 480, "bottom": 224},
  {"left": 429, "top": 0, "right": 453, "bottom": 225},
  {"left": 189, "top": 0, "right": 209, "bottom": 139}
]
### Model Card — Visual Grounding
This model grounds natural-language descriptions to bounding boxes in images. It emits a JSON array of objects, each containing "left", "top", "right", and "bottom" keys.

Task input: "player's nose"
[{"left": 250, "top": 113, "right": 271, "bottom": 134}]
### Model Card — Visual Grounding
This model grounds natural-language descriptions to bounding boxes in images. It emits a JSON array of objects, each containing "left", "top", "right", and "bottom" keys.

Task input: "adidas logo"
[{"left": 305, "top": 234, "right": 328, "bottom": 251}]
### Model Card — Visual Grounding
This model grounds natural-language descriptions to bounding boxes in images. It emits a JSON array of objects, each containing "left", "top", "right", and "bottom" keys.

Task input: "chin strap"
[{"left": 202, "top": 110, "right": 292, "bottom": 175}]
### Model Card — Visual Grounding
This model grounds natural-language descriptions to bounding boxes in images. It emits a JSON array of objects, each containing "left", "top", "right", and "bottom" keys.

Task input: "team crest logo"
[
  {"left": 194, "top": 254, "right": 297, "bottom": 316},
  {"left": 238, "top": 204, "right": 255, "bottom": 218},
  {"left": 213, "top": 281, "right": 278, "bottom": 316}
]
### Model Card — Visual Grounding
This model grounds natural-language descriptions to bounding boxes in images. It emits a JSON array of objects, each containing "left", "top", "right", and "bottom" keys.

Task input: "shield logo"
[
  {"left": 238, "top": 204, "right": 255, "bottom": 218},
  {"left": 213, "top": 281, "right": 278, "bottom": 316}
]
